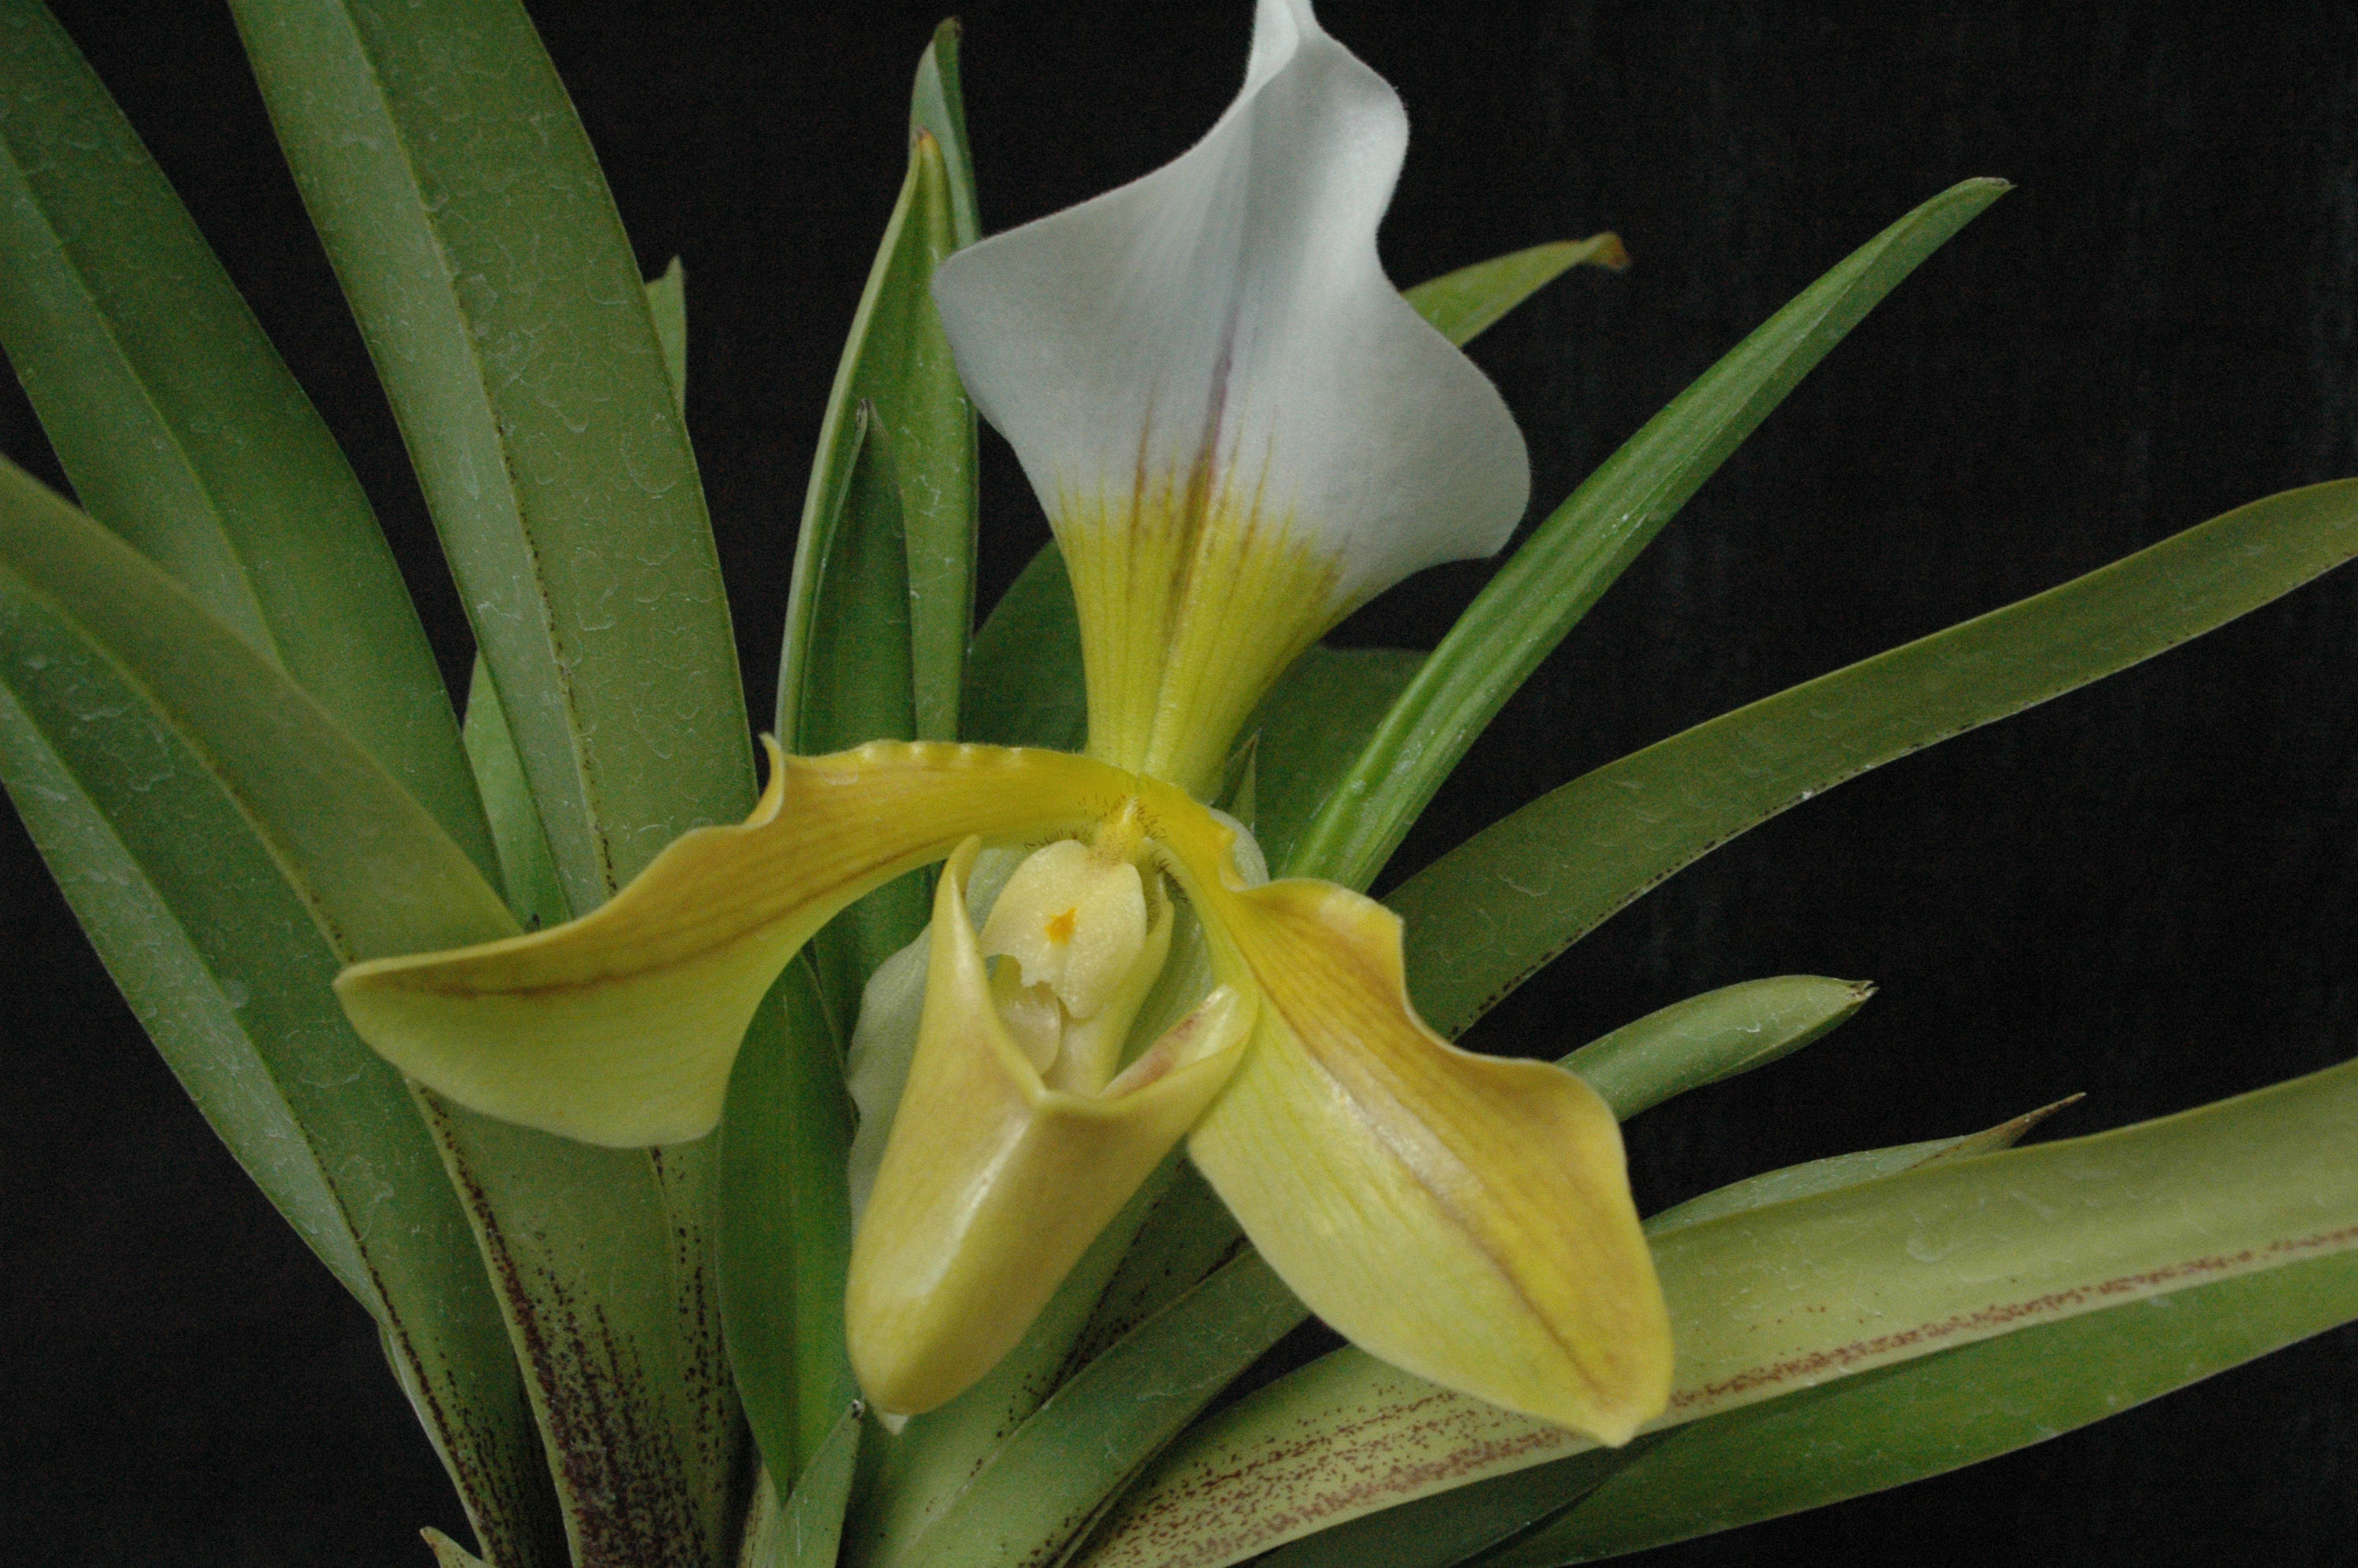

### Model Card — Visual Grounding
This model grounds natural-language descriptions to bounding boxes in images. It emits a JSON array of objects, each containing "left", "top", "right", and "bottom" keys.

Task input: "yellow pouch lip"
[{"left": 847, "top": 837, "right": 1251, "bottom": 1415}]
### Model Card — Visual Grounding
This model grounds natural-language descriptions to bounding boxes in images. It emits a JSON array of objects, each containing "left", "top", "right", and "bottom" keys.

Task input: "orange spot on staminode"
[{"left": 1044, "top": 908, "right": 1078, "bottom": 944}]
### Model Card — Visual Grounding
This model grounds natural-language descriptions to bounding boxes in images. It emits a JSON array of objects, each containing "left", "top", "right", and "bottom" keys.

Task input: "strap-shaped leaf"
[
  {"left": 964, "top": 541, "right": 1088, "bottom": 751},
  {"left": 0, "top": 460, "right": 513, "bottom": 952},
  {"left": 1563, "top": 975, "right": 1873, "bottom": 1120},
  {"left": 0, "top": 0, "right": 491, "bottom": 873},
  {"left": 737, "top": 31, "right": 990, "bottom": 1519},
  {"left": 457, "top": 248, "right": 691, "bottom": 934},
  {"left": 648, "top": 257, "right": 689, "bottom": 405},
  {"left": 230, "top": 5, "right": 756, "bottom": 1550},
  {"left": 1248, "top": 646, "right": 1425, "bottom": 875},
  {"left": 796, "top": 409, "right": 918, "bottom": 760},
  {"left": 1078, "top": 1051, "right": 2358, "bottom": 1568},
  {"left": 1403, "top": 235, "right": 1629, "bottom": 348},
  {"left": 1391, "top": 476, "right": 2358, "bottom": 1037},
  {"left": 0, "top": 476, "right": 560, "bottom": 1565},
  {"left": 1249, "top": 1103, "right": 2078, "bottom": 1568},
  {"left": 228, "top": 0, "right": 753, "bottom": 913},
  {"left": 0, "top": 680, "right": 560, "bottom": 1568},
  {"left": 778, "top": 80, "right": 975, "bottom": 748},
  {"left": 889, "top": 1251, "right": 1309, "bottom": 1568},
  {"left": 464, "top": 613, "right": 751, "bottom": 1566},
  {"left": 425, "top": 1529, "right": 493, "bottom": 1568},
  {"left": 797, "top": 408, "right": 930, "bottom": 1020},
  {"left": 774, "top": 32, "right": 980, "bottom": 1042},
  {"left": 1640, "top": 1096, "right": 2073, "bottom": 1239},
  {"left": 463, "top": 660, "right": 570, "bottom": 934},
  {"left": 0, "top": 461, "right": 745, "bottom": 1564},
  {"left": 1474, "top": 1249, "right": 2358, "bottom": 1566},
  {"left": 911, "top": 21, "right": 982, "bottom": 251},
  {"left": 722, "top": 960, "right": 858, "bottom": 1479},
  {"left": 738, "top": 1406, "right": 865, "bottom": 1568},
  {"left": 1287, "top": 178, "right": 2011, "bottom": 891}
]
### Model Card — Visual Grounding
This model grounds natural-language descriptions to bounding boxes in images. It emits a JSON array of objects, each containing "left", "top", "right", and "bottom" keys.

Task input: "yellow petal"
[
  {"left": 334, "top": 740, "right": 1135, "bottom": 1145},
  {"left": 1148, "top": 784, "right": 1673, "bottom": 1443},
  {"left": 847, "top": 839, "right": 1251, "bottom": 1416}
]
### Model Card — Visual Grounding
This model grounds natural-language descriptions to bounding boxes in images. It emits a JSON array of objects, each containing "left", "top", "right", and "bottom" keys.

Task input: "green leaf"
[
  {"left": 648, "top": 255, "right": 689, "bottom": 407},
  {"left": 1244, "top": 646, "right": 1425, "bottom": 876},
  {"left": 461, "top": 674, "right": 744, "bottom": 1566},
  {"left": 910, "top": 20, "right": 981, "bottom": 250},
  {"left": 1404, "top": 235, "right": 1629, "bottom": 349},
  {"left": 0, "top": 462, "right": 745, "bottom": 1566},
  {"left": 780, "top": 72, "right": 976, "bottom": 747},
  {"left": 1078, "top": 1051, "right": 2358, "bottom": 1568},
  {"left": 1475, "top": 1250, "right": 2358, "bottom": 1566},
  {"left": 230, "top": 6, "right": 755, "bottom": 1551},
  {"left": 459, "top": 245, "right": 696, "bottom": 938},
  {"left": 1287, "top": 178, "right": 2011, "bottom": 892},
  {"left": 429, "top": 1103, "right": 746, "bottom": 1568},
  {"left": 740, "top": 1406, "right": 866, "bottom": 1568},
  {"left": 1391, "top": 476, "right": 2358, "bottom": 1039},
  {"left": 0, "top": 461, "right": 514, "bottom": 953},
  {"left": 449, "top": 259, "right": 690, "bottom": 931},
  {"left": 963, "top": 542, "right": 1087, "bottom": 751},
  {"left": 458, "top": 264, "right": 751, "bottom": 1548},
  {"left": 1247, "top": 1103, "right": 2081, "bottom": 1568},
  {"left": 722, "top": 959, "right": 858, "bottom": 1481},
  {"left": 797, "top": 406, "right": 929, "bottom": 1018},
  {"left": 462, "top": 659, "right": 570, "bottom": 932},
  {"left": 1641, "top": 1096, "right": 2074, "bottom": 1237},
  {"left": 1562, "top": 975, "right": 1873, "bottom": 1121},
  {"left": 0, "top": 0, "right": 492, "bottom": 873},
  {"left": 755, "top": 394, "right": 924, "bottom": 1473},
  {"left": 0, "top": 476, "right": 561, "bottom": 1566},
  {"left": 891, "top": 1252, "right": 1308, "bottom": 1568},
  {"left": 228, "top": 0, "right": 753, "bottom": 913},
  {"left": 424, "top": 1529, "right": 493, "bottom": 1568}
]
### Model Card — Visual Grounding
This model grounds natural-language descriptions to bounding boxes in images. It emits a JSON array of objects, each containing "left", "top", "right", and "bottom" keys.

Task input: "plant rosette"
[{"left": 2, "top": 2, "right": 2355, "bottom": 1566}]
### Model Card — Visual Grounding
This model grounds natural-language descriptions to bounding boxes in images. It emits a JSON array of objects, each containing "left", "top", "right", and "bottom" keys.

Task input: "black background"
[{"left": 6, "top": 2, "right": 2357, "bottom": 1563}]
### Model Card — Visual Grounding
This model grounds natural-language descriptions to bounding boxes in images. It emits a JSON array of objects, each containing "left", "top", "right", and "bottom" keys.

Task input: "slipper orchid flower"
[{"left": 333, "top": 0, "right": 1672, "bottom": 1445}]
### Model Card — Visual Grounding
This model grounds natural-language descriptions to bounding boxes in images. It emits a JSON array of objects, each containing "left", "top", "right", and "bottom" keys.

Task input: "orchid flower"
[{"left": 333, "top": 0, "right": 1671, "bottom": 1446}]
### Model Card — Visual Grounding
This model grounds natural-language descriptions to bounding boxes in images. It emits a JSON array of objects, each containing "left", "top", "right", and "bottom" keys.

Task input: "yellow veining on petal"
[
  {"left": 1140, "top": 777, "right": 1674, "bottom": 1443},
  {"left": 847, "top": 839, "right": 1252, "bottom": 1415},
  {"left": 333, "top": 740, "right": 1134, "bottom": 1146},
  {"left": 1057, "top": 468, "right": 1346, "bottom": 796}
]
